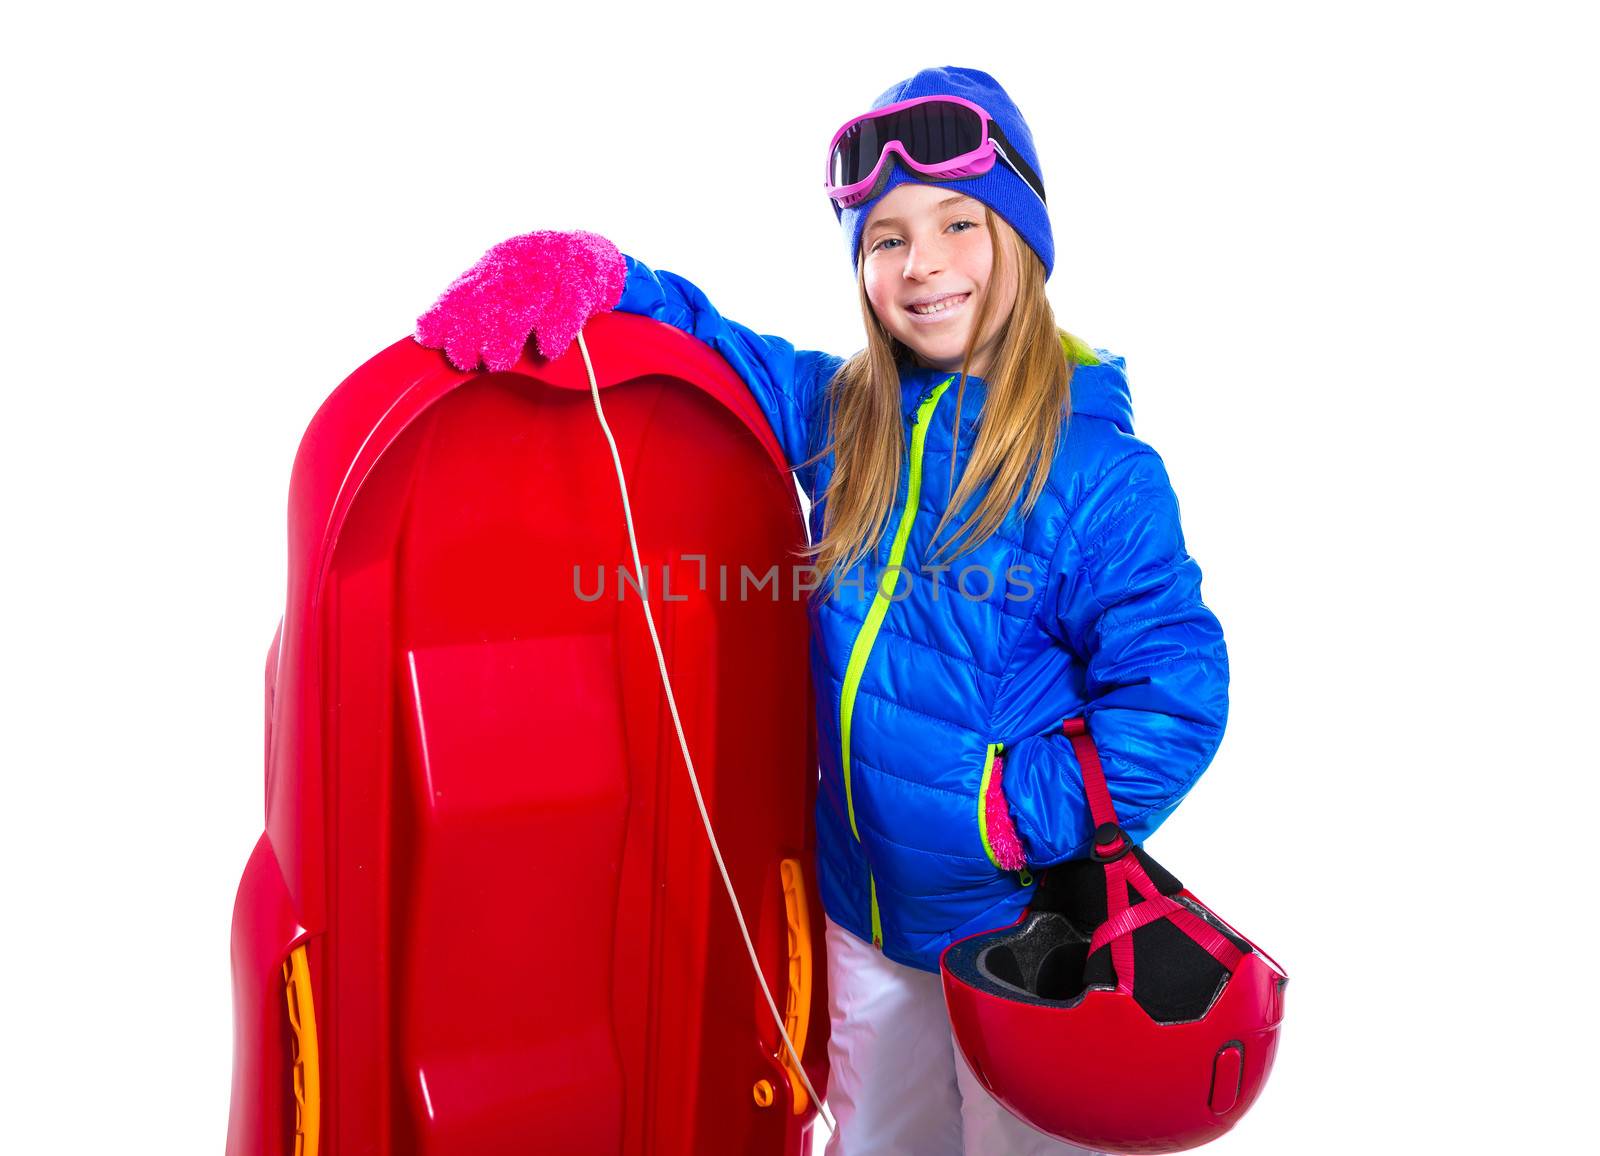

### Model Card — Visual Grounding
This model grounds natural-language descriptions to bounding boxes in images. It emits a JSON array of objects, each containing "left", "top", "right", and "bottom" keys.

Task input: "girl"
[{"left": 417, "top": 65, "right": 1228, "bottom": 1156}]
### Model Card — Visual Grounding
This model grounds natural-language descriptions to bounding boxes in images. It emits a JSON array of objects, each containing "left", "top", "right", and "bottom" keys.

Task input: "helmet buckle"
[{"left": 1090, "top": 822, "right": 1132, "bottom": 863}]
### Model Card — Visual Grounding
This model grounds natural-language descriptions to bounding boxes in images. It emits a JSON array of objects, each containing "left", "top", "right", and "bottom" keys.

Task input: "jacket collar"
[
  {"left": 899, "top": 362, "right": 978, "bottom": 420},
  {"left": 896, "top": 350, "right": 1135, "bottom": 436}
]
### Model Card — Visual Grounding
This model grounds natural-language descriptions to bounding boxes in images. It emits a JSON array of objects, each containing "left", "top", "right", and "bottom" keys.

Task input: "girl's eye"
[{"left": 871, "top": 220, "right": 978, "bottom": 252}]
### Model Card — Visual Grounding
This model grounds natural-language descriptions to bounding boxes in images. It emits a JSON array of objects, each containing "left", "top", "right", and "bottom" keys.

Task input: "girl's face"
[{"left": 861, "top": 183, "right": 1017, "bottom": 380}]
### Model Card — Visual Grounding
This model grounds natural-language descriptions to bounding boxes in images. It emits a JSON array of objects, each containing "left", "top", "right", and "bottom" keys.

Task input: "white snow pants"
[{"left": 820, "top": 913, "right": 1106, "bottom": 1156}]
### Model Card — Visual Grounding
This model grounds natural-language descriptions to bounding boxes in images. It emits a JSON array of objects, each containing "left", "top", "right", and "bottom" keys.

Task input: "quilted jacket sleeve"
[
  {"left": 615, "top": 253, "right": 842, "bottom": 495},
  {"left": 997, "top": 449, "right": 1230, "bottom": 867}
]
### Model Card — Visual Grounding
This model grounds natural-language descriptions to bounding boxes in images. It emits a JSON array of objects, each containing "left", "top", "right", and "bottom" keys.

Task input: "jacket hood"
[{"left": 898, "top": 349, "right": 1134, "bottom": 435}]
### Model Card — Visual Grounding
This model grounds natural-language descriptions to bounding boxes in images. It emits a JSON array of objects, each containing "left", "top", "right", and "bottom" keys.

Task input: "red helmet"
[{"left": 941, "top": 717, "right": 1288, "bottom": 1154}]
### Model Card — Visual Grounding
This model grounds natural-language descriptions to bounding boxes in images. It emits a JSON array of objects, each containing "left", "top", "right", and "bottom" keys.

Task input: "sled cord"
[{"left": 576, "top": 327, "right": 836, "bottom": 1135}]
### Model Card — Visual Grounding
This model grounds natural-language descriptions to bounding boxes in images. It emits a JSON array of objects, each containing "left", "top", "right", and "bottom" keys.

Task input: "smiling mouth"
[{"left": 906, "top": 292, "right": 971, "bottom": 318}]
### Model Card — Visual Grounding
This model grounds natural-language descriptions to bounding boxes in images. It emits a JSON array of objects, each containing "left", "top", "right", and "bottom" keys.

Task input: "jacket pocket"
[
  {"left": 976, "top": 741, "right": 1011, "bottom": 870},
  {"left": 978, "top": 741, "right": 1033, "bottom": 884}
]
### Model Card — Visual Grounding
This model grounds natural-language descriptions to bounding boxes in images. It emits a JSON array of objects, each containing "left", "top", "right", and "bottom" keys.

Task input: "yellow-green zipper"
[
  {"left": 839, "top": 375, "right": 955, "bottom": 950},
  {"left": 978, "top": 741, "right": 1036, "bottom": 887},
  {"left": 977, "top": 740, "right": 1006, "bottom": 868}
]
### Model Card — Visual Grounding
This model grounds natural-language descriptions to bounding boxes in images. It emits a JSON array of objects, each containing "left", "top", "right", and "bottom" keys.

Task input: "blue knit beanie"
[{"left": 834, "top": 66, "right": 1053, "bottom": 280}]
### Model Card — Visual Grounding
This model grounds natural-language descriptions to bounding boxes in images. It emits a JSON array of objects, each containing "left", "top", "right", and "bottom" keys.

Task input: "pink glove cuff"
[
  {"left": 414, "top": 229, "right": 628, "bottom": 372},
  {"left": 985, "top": 754, "right": 1028, "bottom": 871}
]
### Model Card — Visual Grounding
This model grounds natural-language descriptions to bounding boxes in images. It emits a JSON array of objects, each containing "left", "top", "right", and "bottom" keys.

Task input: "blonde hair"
[{"left": 797, "top": 205, "right": 1095, "bottom": 603}]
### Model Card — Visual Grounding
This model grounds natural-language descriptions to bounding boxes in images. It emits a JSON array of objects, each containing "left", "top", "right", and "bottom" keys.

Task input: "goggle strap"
[{"left": 986, "top": 121, "right": 1047, "bottom": 207}]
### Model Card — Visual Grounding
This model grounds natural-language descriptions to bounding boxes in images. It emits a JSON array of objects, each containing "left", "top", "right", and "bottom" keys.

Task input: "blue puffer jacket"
[{"left": 616, "top": 255, "right": 1229, "bottom": 974}]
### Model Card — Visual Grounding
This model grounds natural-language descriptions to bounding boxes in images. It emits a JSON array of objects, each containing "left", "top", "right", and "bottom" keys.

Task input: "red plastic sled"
[{"left": 227, "top": 310, "right": 830, "bottom": 1156}]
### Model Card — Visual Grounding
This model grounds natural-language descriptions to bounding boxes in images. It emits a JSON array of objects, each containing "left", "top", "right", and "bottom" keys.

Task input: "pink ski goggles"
[{"left": 824, "top": 94, "right": 1047, "bottom": 210}]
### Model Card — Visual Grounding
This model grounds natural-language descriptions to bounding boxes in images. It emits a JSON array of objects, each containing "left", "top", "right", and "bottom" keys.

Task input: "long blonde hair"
[{"left": 797, "top": 205, "right": 1095, "bottom": 603}]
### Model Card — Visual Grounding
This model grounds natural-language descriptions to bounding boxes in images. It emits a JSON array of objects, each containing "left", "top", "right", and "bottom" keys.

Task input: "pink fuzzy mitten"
[
  {"left": 414, "top": 229, "right": 628, "bottom": 372},
  {"left": 985, "top": 753, "right": 1028, "bottom": 871}
]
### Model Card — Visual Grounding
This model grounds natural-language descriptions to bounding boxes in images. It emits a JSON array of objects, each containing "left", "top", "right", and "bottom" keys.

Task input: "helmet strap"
[{"left": 1062, "top": 715, "right": 1248, "bottom": 991}]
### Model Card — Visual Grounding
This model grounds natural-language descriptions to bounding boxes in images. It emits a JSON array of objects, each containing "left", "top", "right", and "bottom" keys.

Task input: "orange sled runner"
[{"left": 227, "top": 311, "right": 831, "bottom": 1155}]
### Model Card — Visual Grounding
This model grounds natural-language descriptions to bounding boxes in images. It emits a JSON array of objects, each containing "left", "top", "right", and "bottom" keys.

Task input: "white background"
[{"left": 2, "top": 2, "right": 1593, "bottom": 1151}]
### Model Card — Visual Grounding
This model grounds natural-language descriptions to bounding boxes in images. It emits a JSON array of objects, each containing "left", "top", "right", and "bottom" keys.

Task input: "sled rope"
[{"left": 576, "top": 328, "right": 836, "bottom": 1134}]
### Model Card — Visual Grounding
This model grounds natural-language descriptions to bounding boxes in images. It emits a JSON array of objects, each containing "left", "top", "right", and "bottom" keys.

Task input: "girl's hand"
[
  {"left": 414, "top": 229, "right": 628, "bottom": 372},
  {"left": 985, "top": 753, "right": 1028, "bottom": 871}
]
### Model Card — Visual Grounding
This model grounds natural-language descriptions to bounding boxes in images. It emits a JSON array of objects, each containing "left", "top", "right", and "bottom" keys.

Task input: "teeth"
[{"left": 911, "top": 294, "right": 968, "bottom": 315}]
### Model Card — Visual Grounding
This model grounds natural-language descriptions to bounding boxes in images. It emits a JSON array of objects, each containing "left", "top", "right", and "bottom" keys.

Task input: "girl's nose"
[{"left": 901, "top": 240, "right": 946, "bottom": 281}]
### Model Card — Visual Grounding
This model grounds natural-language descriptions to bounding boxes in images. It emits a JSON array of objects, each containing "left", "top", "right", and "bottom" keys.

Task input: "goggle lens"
[{"left": 829, "top": 100, "right": 987, "bottom": 189}]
